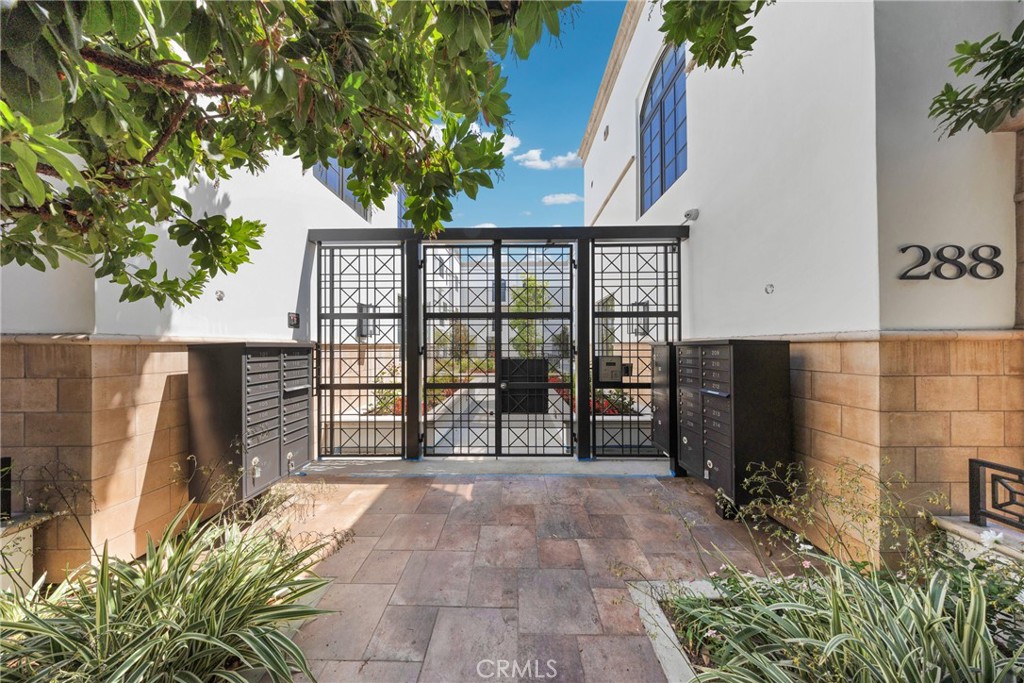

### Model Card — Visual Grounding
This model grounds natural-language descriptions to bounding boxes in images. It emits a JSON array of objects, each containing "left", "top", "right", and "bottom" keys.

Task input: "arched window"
[{"left": 640, "top": 45, "right": 688, "bottom": 215}]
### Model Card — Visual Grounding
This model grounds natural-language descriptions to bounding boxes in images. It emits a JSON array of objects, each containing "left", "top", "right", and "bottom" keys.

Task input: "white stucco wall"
[
  {"left": 874, "top": 1, "right": 1018, "bottom": 330},
  {"left": 1, "top": 257, "right": 96, "bottom": 334},
  {"left": 584, "top": 1, "right": 882, "bottom": 338},
  {"left": 1, "top": 154, "right": 396, "bottom": 340}
]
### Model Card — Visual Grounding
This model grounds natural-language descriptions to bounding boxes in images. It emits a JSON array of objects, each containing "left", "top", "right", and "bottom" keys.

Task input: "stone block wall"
[
  {"left": 789, "top": 333, "right": 1024, "bottom": 557},
  {"left": 1, "top": 338, "right": 190, "bottom": 581}
]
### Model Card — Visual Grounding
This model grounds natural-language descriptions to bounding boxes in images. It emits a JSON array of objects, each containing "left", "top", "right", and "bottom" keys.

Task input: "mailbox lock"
[
  {"left": 706, "top": 459, "right": 714, "bottom": 469},
  {"left": 681, "top": 435, "right": 688, "bottom": 445}
]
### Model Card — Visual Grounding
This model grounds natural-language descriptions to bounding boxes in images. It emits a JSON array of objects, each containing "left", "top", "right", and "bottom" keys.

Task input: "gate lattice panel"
[
  {"left": 591, "top": 242, "right": 681, "bottom": 457},
  {"left": 422, "top": 243, "right": 574, "bottom": 457},
  {"left": 317, "top": 245, "right": 404, "bottom": 457}
]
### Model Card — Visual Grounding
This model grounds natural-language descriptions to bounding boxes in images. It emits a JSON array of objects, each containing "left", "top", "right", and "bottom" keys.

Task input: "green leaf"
[
  {"left": 111, "top": 0, "right": 142, "bottom": 42},
  {"left": 182, "top": 10, "right": 216, "bottom": 62},
  {"left": 0, "top": 1, "right": 44, "bottom": 50},
  {"left": 83, "top": 0, "right": 113, "bottom": 35},
  {"left": 1, "top": 42, "right": 65, "bottom": 128},
  {"left": 158, "top": 0, "right": 193, "bottom": 38},
  {"left": 10, "top": 139, "right": 46, "bottom": 205}
]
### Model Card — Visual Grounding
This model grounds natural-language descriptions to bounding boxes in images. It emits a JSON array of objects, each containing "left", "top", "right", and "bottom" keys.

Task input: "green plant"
[
  {"left": 663, "top": 456, "right": 1024, "bottom": 682},
  {"left": 369, "top": 362, "right": 401, "bottom": 415},
  {"left": 509, "top": 275, "right": 550, "bottom": 358},
  {"left": 931, "top": 19, "right": 1024, "bottom": 135},
  {"left": 0, "top": 0, "right": 575, "bottom": 305},
  {"left": 734, "top": 459, "right": 947, "bottom": 565},
  {"left": 592, "top": 388, "right": 636, "bottom": 415},
  {"left": 0, "top": 504, "right": 341, "bottom": 682},
  {"left": 668, "top": 553, "right": 1024, "bottom": 683}
]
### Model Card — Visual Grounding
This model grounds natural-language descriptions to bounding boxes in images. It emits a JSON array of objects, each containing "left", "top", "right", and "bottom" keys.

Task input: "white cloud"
[
  {"left": 541, "top": 193, "right": 584, "bottom": 206},
  {"left": 513, "top": 149, "right": 582, "bottom": 170},
  {"left": 522, "top": 210, "right": 533, "bottom": 217},
  {"left": 474, "top": 222, "right": 498, "bottom": 228},
  {"left": 551, "top": 224, "right": 563, "bottom": 228}
]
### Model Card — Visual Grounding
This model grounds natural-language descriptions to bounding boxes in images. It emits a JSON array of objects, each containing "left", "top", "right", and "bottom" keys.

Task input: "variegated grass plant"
[
  {"left": 1, "top": 499, "right": 345, "bottom": 683},
  {"left": 666, "top": 459, "right": 1024, "bottom": 682}
]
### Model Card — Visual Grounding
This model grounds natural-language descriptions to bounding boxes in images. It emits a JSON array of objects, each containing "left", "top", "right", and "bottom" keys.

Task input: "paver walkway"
[{"left": 286, "top": 474, "right": 777, "bottom": 682}]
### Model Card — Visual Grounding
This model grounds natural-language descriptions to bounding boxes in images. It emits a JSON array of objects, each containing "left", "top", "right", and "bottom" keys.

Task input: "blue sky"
[{"left": 447, "top": 1, "right": 626, "bottom": 228}]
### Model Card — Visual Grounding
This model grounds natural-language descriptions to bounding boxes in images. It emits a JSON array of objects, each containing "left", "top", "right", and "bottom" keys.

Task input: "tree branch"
[
  {"left": 3, "top": 202, "right": 90, "bottom": 234},
  {"left": 143, "top": 95, "right": 195, "bottom": 164},
  {"left": 80, "top": 47, "right": 250, "bottom": 97}
]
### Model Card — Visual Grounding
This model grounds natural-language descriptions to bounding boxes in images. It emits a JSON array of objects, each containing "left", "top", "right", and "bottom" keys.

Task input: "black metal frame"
[
  {"left": 316, "top": 245, "right": 405, "bottom": 458},
  {"left": 420, "top": 242, "right": 576, "bottom": 458},
  {"left": 589, "top": 241, "right": 682, "bottom": 458},
  {"left": 312, "top": 224, "right": 688, "bottom": 461},
  {"left": 970, "top": 458, "right": 1024, "bottom": 532}
]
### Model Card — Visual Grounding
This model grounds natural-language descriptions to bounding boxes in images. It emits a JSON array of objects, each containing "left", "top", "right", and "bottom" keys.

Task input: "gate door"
[
  {"left": 591, "top": 241, "right": 680, "bottom": 457},
  {"left": 317, "top": 245, "right": 404, "bottom": 457},
  {"left": 422, "top": 243, "right": 574, "bottom": 457}
]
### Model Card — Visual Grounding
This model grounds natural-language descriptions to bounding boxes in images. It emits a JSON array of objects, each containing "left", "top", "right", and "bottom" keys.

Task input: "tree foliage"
[
  {"left": 659, "top": 0, "right": 773, "bottom": 71},
  {"left": 931, "top": 18, "right": 1024, "bottom": 137},
  {"left": 0, "top": 0, "right": 575, "bottom": 306},
  {"left": 509, "top": 274, "right": 549, "bottom": 357}
]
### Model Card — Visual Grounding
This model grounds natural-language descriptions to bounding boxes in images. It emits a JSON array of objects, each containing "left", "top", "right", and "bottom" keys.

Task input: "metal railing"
[{"left": 969, "top": 458, "right": 1024, "bottom": 531}]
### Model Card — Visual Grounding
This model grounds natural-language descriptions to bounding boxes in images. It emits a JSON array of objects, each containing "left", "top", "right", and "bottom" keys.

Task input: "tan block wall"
[
  {"left": 790, "top": 336, "right": 1024, "bottom": 556},
  {"left": 878, "top": 338, "right": 1024, "bottom": 514},
  {"left": 1, "top": 340, "right": 190, "bottom": 581}
]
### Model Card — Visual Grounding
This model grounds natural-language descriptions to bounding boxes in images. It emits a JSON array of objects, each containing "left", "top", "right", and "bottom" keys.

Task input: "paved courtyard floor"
[{"left": 284, "top": 474, "right": 785, "bottom": 682}]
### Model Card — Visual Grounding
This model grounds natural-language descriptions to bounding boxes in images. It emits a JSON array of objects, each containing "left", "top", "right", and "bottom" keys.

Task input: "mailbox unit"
[
  {"left": 187, "top": 343, "right": 314, "bottom": 502},
  {"left": 653, "top": 340, "right": 791, "bottom": 516},
  {"left": 651, "top": 343, "right": 679, "bottom": 466}
]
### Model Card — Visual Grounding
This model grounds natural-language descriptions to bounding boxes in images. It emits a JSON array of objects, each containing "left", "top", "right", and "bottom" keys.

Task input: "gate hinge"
[
  {"left": 419, "top": 345, "right": 425, "bottom": 356},
  {"left": 419, "top": 258, "right": 425, "bottom": 269}
]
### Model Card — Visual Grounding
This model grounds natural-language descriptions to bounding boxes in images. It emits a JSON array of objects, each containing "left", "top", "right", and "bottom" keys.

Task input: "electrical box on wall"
[
  {"left": 287, "top": 312, "right": 300, "bottom": 328},
  {"left": 597, "top": 356, "right": 623, "bottom": 383}
]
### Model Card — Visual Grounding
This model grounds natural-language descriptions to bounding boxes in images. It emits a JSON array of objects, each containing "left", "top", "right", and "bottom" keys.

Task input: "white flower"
[
  {"left": 798, "top": 543, "right": 813, "bottom": 552},
  {"left": 980, "top": 530, "right": 1004, "bottom": 548}
]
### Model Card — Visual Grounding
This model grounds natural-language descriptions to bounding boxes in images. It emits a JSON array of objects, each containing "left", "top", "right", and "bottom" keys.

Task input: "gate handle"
[{"left": 500, "top": 382, "right": 508, "bottom": 389}]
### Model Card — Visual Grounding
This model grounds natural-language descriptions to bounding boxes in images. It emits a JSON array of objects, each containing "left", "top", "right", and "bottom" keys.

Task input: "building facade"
[
  {"left": 580, "top": 0, "right": 1022, "bottom": 556},
  {"left": 1, "top": 155, "right": 403, "bottom": 578}
]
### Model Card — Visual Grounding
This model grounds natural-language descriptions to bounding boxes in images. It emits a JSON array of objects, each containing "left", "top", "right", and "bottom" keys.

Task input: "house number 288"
[{"left": 898, "top": 244, "right": 1004, "bottom": 281}]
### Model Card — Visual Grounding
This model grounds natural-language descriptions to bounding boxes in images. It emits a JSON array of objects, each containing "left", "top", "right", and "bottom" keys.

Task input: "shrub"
[
  {"left": 668, "top": 553, "right": 1024, "bottom": 683},
  {"left": 0, "top": 505, "right": 339, "bottom": 682},
  {"left": 665, "top": 457, "right": 1024, "bottom": 682}
]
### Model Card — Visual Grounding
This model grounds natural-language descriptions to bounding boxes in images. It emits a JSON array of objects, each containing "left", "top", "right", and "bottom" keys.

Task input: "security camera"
[{"left": 683, "top": 208, "right": 700, "bottom": 222}]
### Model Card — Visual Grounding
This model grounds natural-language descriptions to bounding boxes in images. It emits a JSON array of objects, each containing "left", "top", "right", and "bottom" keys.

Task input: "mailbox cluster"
[
  {"left": 652, "top": 340, "right": 791, "bottom": 516},
  {"left": 187, "top": 343, "right": 314, "bottom": 502}
]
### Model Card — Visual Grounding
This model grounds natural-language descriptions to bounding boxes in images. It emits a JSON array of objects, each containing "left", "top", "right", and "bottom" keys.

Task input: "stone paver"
[
  {"left": 294, "top": 474, "right": 774, "bottom": 681},
  {"left": 363, "top": 605, "right": 438, "bottom": 662},
  {"left": 419, "top": 608, "right": 518, "bottom": 683},
  {"left": 517, "top": 568, "right": 602, "bottom": 635},
  {"left": 475, "top": 525, "right": 539, "bottom": 568}
]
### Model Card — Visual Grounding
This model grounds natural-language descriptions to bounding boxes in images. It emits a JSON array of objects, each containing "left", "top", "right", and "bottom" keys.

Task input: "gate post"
[
  {"left": 577, "top": 239, "right": 592, "bottom": 460},
  {"left": 403, "top": 239, "right": 422, "bottom": 460}
]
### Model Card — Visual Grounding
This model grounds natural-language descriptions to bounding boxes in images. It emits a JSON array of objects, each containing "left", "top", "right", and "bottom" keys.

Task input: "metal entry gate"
[
  {"left": 423, "top": 243, "right": 574, "bottom": 457},
  {"left": 317, "top": 245, "right": 405, "bottom": 457},
  {"left": 590, "top": 242, "right": 681, "bottom": 457},
  {"left": 313, "top": 225, "right": 686, "bottom": 460}
]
